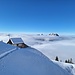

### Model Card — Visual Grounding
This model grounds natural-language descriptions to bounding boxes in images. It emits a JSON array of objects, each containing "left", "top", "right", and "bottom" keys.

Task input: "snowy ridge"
[
  {"left": 53, "top": 61, "right": 75, "bottom": 75},
  {"left": 0, "top": 41, "right": 71, "bottom": 75},
  {"left": 0, "top": 48, "right": 17, "bottom": 59}
]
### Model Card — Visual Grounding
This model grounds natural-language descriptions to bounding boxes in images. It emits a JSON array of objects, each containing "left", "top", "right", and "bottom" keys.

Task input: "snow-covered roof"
[{"left": 10, "top": 38, "right": 24, "bottom": 44}]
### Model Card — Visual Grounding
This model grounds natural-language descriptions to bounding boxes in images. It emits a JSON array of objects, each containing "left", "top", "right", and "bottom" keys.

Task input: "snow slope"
[
  {"left": 0, "top": 41, "right": 16, "bottom": 55},
  {"left": 53, "top": 60, "right": 75, "bottom": 75},
  {"left": 0, "top": 41, "right": 71, "bottom": 75}
]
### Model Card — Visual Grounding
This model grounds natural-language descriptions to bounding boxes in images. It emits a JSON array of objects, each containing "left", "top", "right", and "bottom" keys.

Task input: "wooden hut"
[{"left": 7, "top": 38, "right": 28, "bottom": 48}]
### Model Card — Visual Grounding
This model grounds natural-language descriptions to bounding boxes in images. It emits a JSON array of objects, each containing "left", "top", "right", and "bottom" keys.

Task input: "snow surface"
[
  {"left": 0, "top": 41, "right": 71, "bottom": 75},
  {"left": 0, "top": 47, "right": 16, "bottom": 59},
  {"left": 53, "top": 60, "right": 75, "bottom": 75},
  {"left": 0, "top": 41, "right": 16, "bottom": 54}
]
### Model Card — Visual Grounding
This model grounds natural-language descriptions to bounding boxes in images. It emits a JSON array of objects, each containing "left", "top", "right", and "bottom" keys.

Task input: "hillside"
[{"left": 0, "top": 41, "right": 71, "bottom": 75}]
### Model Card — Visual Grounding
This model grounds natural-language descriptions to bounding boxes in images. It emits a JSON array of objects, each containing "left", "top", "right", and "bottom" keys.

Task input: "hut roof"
[{"left": 10, "top": 38, "right": 24, "bottom": 44}]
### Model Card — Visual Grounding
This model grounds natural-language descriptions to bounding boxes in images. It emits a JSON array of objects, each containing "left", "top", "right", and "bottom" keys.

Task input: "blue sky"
[{"left": 0, "top": 0, "right": 75, "bottom": 34}]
